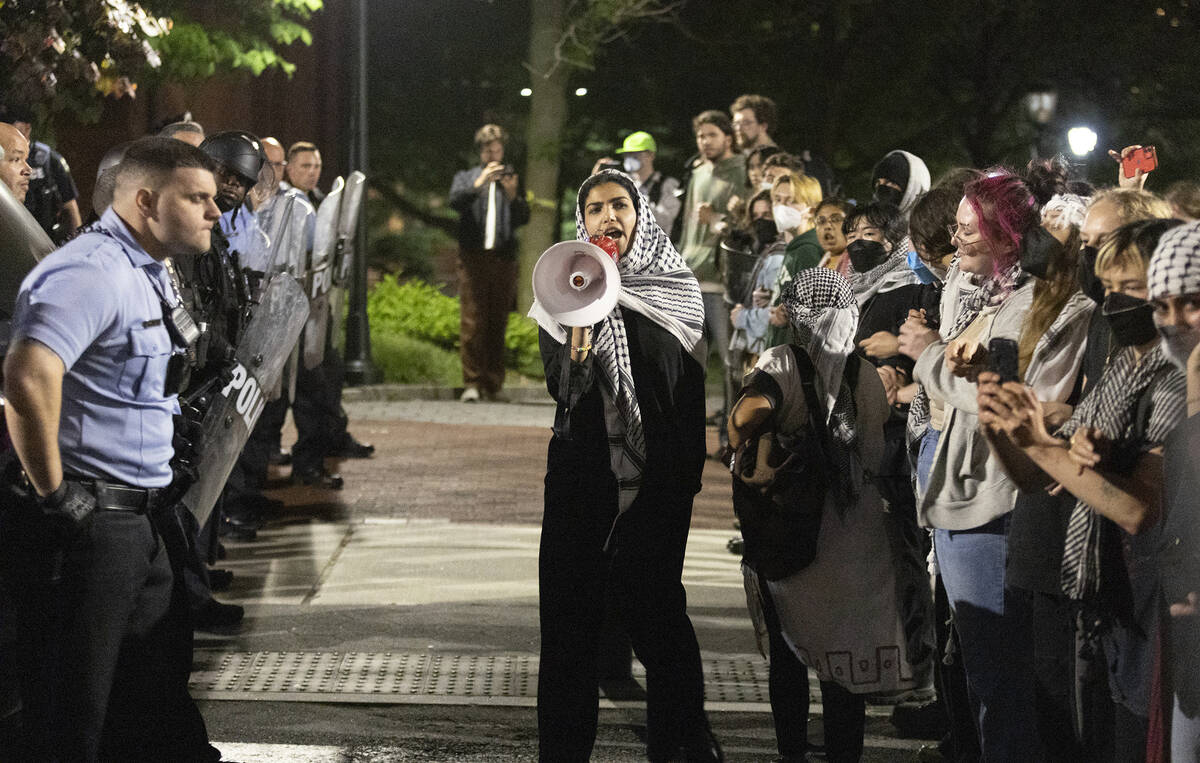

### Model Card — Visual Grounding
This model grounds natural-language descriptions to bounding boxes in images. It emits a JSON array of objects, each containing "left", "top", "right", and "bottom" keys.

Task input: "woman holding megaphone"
[{"left": 528, "top": 170, "right": 720, "bottom": 761}]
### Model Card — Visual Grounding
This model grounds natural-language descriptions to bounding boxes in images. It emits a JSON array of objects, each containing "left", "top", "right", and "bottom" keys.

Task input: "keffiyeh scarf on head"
[
  {"left": 849, "top": 235, "right": 921, "bottom": 307},
  {"left": 780, "top": 268, "right": 859, "bottom": 430},
  {"left": 780, "top": 269, "right": 861, "bottom": 512},
  {"left": 1149, "top": 219, "right": 1200, "bottom": 300},
  {"left": 528, "top": 170, "right": 705, "bottom": 514},
  {"left": 906, "top": 260, "right": 1028, "bottom": 445}
]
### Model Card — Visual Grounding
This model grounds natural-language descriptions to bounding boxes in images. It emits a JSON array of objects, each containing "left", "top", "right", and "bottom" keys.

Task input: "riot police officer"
[
  {"left": 173, "top": 131, "right": 269, "bottom": 628},
  {"left": 0, "top": 136, "right": 221, "bottom": 761}
]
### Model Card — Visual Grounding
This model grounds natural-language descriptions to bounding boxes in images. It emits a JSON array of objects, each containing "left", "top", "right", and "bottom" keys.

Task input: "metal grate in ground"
[{"left": 190, "top": 651, "right": 771, "bottom": 709}]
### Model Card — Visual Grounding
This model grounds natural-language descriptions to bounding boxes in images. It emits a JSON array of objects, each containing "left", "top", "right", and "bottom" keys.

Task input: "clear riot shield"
[
  {"left": 0, "top": 179, "right": 54, "bottom": 317},
  {"left": 0, "top": 180, "right": 56, "bottom": 354},
  {"left": 328, "top": 171, "right": 366, "bottom": 355},
  {"left": 303, "top": 176, "right": 344, "bottom": 369},
  {"left": 181, "top": 273, "right": 310, "bottom": 526},
  {"left": 259, "top": 189, "right": 314, "bottom": 400}
]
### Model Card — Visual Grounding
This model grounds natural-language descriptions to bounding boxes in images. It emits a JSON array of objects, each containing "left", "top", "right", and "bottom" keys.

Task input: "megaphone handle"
[{"left": 570, "top": 326, "right": 591, "bottom": 363}]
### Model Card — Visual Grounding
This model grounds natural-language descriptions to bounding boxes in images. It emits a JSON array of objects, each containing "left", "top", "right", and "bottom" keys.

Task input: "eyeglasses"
[
  {"left": 947, "top": 223, "right": 981, "bottom": 243},
  {"left": 815, "top": 214, "right": 845, "bottom": 227}
]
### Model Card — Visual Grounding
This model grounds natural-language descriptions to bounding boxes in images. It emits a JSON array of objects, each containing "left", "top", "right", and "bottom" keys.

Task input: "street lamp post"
[{"left": 344, "top": 0, "right": 377, "bottom": 384}]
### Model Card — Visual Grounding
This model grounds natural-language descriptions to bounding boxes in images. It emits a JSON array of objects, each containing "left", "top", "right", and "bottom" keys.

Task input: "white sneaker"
[{"left": 460, "top": 386, "right": 480, "bottom": 402}]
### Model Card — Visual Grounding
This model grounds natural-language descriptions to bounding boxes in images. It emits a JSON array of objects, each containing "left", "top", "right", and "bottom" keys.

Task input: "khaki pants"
[{"left": 458, "top": 249, "right": 517, "bottom": 394}]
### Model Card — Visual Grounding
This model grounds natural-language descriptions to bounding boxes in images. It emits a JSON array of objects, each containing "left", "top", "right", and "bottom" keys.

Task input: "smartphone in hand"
[
  {"left": 1122, "top": 146, "right": 1158, "bottom": 179},
  {"left": 987, "top": 338, "right": 1020, "bottom": 383}
]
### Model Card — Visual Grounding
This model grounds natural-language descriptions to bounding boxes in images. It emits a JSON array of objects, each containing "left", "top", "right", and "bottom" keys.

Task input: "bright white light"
[
  {"left": 1068, "top": 126, "right": 1098, "bottom": 157},
  {"left": 520, "top": 87, "right": 532, "bottom": 97},
  {"left": 575, "top": 87, "right": 588, "bottom": 96}
]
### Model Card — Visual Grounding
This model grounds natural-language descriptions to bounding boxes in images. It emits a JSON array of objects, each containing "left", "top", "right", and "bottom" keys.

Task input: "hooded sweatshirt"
[{"left": 871, "top": 150, "right": 931, "bottom": 219}]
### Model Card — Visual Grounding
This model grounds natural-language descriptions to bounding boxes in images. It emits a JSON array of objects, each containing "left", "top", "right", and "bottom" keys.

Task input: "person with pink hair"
[{"left": 898, "top": 170, "right": 1041, "bottom": 759}]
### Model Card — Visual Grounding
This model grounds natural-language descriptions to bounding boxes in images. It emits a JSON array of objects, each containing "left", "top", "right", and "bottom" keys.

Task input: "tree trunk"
[{"left": 518, "top": 0, "right": 570, "bottom": 315}]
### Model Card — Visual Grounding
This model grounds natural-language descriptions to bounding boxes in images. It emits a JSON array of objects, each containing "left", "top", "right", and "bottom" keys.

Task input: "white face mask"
[
  {"left": 622, "top": 156, "right": 642, "bottom": 174},
  {"left": 758, "top": 180, "right": 772, "bottom": 191},
  {"left": 772, "top": 204, "right": 805, "bottom": 233},
  {"left": 1158, "top": 323, "right": 1200, "bottom": 371}
]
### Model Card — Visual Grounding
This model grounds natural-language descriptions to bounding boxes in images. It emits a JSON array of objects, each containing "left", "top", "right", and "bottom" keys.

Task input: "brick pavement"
[{"left": 271, "top": 408, "right": 738, "bottom": 533}]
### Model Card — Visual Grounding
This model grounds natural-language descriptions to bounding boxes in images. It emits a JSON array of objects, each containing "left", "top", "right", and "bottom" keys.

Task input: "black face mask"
[
  {"left": 1078, "top": 245, "right": 1106, "bottom": 304},
  {"left": 847, "top": 238, "right": 889, "bottom": 272},
  {"left": 1102, "top": 291, "right": 1158, "bottom": 347},
  {"left": 752, "top": 218, "right": 778, "bottom": 249},
  {"left": 873, "top": 184, "right": 903, "bottom": 208},
  {"left": 1019, "top": 226, "right": 1063, "bottom": 281}
]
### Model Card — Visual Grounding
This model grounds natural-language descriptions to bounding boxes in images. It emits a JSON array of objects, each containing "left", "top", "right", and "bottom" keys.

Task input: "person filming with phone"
[
  {"left": 977, "top": 219, "right": 1187, "bottom": 759},
  {"left": 449, "top": 123, "right": 529, "bottom": 403}
]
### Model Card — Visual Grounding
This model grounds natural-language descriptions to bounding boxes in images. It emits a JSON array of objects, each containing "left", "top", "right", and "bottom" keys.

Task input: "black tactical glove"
[{"left": 39, "top": 480, "right": 97, "bottom": 537}]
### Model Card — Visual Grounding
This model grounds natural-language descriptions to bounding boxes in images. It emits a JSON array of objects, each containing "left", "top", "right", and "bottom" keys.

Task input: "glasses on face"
[
  {"left": 947, "top": 223, "right": 981, "bottom": 244},
  {"left": 815, "top": 214, "right": 845, "bottom": 227}
]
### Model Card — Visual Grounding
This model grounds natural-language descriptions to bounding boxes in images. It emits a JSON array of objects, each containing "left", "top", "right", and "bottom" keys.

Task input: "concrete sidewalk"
[{"left": 194, "top": 399, "right": 923, "bottom": 761}]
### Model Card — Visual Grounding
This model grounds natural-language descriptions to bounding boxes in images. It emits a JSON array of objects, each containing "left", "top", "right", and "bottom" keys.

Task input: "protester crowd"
[
  {"left": 0, "top": 110, "right": 373, "bottom": 761},
  {"left": 531, "top": 93, "right": 1200, "bottom": 762},
  {"left": 666, "top": 95, "right": 1200, "bottom": 762}
]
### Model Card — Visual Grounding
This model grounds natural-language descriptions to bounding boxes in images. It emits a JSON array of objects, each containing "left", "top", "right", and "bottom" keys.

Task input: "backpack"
[{"left": 732, "top": 345, "right": 855, "bottom": 580}]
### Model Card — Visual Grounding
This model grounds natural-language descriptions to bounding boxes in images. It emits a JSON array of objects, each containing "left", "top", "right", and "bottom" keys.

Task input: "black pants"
[
  {"left": 0, "top": 507, "right": 215, "bottom": 762},
  {"left": 757, "top": 570, "right": 866, "bottom": 761},
  {"left": 292, "top": 328, "right": 349, "bottom": 474},
  {"left": 757, "top": 570, "right": 813, "bottom": 757},
  {"left": 1008, "top": 586, "right": 1084, "bottom": 760},
  {"left": 537, "top": 493, "right": 708, "bottom": 761}
]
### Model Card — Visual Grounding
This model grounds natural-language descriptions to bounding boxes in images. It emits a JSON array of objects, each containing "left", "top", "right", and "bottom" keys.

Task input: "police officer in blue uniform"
[{"left": 0, "top": 137, "right": 222, "bottom": 761}]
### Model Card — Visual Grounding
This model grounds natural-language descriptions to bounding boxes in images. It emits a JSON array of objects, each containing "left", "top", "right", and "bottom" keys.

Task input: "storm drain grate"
[{"left": 190, "top": 651, "right": 770, "bottom": 706}]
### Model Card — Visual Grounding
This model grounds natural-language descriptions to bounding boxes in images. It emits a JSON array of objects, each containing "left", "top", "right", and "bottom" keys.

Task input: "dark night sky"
[{"left": 364, "top": 0, "right": 1200, "bottom": 201}]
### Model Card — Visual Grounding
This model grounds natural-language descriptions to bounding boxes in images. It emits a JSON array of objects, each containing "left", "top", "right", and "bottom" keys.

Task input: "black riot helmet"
[{"left": 199, "top": 131, "right": 266, "bottom": 187}]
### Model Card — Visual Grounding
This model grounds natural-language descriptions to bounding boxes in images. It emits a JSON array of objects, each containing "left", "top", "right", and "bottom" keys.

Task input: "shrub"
[
  {"left": 367, "top": 275, "right": 543, "bottom": 380},
  {"left": 371, "top": 331, "right": 462, "bottom": 386}
]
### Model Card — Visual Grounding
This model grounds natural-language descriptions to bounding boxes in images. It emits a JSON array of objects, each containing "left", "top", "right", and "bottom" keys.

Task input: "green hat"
[{"left": 616, "top": 131, "right": 657, "bottom": 154}]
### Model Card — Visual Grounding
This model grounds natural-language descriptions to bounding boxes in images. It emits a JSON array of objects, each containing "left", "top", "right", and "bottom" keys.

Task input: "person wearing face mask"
[
  {"left": 1078, "top": 189, "right": 1174, "bottom": 397},
  {"left": 870, "top": 150, "right": 931, "bottom": 219},
  {"left": 1146, "top": 221, "right": 1200, "bottom": 761},
  {"left": 897, "top": 170, "right": 1041, "bottom": 761},
  {"left": 730, "top": 190, "right": 787, "bottom": 365},
  {"left": 763, "top": 171, "right": 823, "bottom": 348},
  {"left": 978, "top": 218, "right": 1186, "bottom": 761},
  {"left": 839, "top": 202, "right": 938, "bottom": 711},
  {"left": 612, "top": 131, "right": 681, "bottom": 235},
  {"left": 528, "top": 170, "right": 720, "bottom": 762}
]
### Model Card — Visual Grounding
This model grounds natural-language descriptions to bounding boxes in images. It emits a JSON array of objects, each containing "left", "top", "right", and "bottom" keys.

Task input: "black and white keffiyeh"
[
  {"left": 1149, "top": 219, "right": 1200, "bottom": 300},
  {"left": 529, "top": 170, "right": 705, "bottom": 513},
  {"left": 780, "top": 269, "right": 861, "bottom": 512},
  {"left": 780, "top": 268, "right": 859, "bottom": 426},
  {"left": 848, "top": 235, "right": 921, "bottom": 306},
  {"left": 1057, "top": 347, "right": 1186, "bottom": 601}
]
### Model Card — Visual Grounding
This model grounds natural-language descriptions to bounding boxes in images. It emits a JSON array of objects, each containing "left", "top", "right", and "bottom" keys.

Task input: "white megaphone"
[{"left": 532, "top": 240, "right": 620, "bottom": 327}]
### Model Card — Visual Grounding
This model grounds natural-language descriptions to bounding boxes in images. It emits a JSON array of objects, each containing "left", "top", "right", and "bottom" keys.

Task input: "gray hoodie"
[{"left": 915, "top": 268, "right": 1035, "bottom": 530}]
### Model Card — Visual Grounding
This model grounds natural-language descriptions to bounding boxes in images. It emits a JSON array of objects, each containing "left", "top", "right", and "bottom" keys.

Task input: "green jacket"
[{"left": 679, "top": 154, "right": 747, "bottom": 285}]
